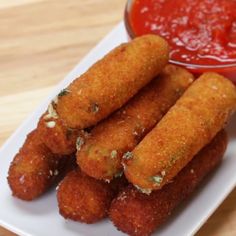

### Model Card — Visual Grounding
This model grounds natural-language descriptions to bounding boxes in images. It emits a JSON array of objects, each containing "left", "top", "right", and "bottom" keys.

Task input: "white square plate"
[{"left": 0, "top": 22, "right": 236, "bottom": 236}]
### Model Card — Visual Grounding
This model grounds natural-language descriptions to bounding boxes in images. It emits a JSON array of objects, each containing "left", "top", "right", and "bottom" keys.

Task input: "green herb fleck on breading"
[
  {"left": 76, "top": 136, "right": 84, "bottom": 151},
  {"left": 123, "top": 151, "right": 133, "bottom": 160},
  {"left": 151, "top": 175, "right": 163, "bottom": 186},
  {"left": 110, "top": 150, "right": 118, "bottom": 159},
  {"left": 89, "top": 103, "right": 99, "bottom": 113},
  {"left": 134, "top": 185, "right": 152, "bottom": 195},
  {"left": 58, "top": 89, "right": 71, "bottom": 97}
]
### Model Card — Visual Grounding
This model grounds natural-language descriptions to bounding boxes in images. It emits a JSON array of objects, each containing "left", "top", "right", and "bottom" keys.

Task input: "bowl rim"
[{"left": 124, "top": 0, "right": 236, "bottom": 70}]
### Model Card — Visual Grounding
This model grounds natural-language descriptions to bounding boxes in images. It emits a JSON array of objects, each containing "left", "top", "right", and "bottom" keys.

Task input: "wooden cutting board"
[{"left": 0, "top": 1, "right": 235, "bottom": 236}]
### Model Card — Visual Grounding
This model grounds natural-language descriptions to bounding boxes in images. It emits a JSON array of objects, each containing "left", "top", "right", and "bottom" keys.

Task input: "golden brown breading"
[
  {"left": 124, "top": 72, "right": 236, "bottom": 191},
  {"left": 57, "top": 169, "right": 127, "bottom": 223},
  {"left": 110, "top": 130, "right": 227, "bottom": 236},
  {"left": 77, "top": 65, "right": 193, "bottom": 181},
  {"left": 37, "top": 110, "right": 81, "bottom": 155},
  {"left": 56, "top": 35, "right": 169, "bottom": 129},
  {"left": 7, "top": 129, "right": 71, "bottom": 201}
]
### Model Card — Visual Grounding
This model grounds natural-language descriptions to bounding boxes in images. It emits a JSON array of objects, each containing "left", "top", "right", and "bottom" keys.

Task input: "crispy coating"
[
  {"left": 57, "top": 169, "right": 127, "bottom": 223},
  {"left": 56, "top": 35, "right": 169, "bottom": 129},
  {"left": 110, "top": 130, "right": 227, "bottom": 236},
  {"left": 7, "top": 129, "right": 71, "bottom": 201},
  {"left": 37, "top": 110, "right": 81, "bottom": 155},
  {"left": 124, "top": 72, "right": 236, "bottom": 191},
  {"left": 77, "top": 65, "right": 193, "bottom": 181}
]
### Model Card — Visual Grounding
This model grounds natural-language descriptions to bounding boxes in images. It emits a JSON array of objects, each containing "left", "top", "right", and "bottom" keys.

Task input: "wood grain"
[
  {"left": 0, "top": 0, "right": 45, "bottom": 9},
  {"left": 0, "top": 1, "right": 235, "bottom": 236}
]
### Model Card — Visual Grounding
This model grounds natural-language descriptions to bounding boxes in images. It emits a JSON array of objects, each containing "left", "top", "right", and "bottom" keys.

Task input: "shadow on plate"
[
  {"left": 63, "top": 217, "right": 126, "bottom": 236},
  {"left": 226, "top": 112, "right": 236, "bottom": 139},
  {"left": 10, "top": 188, "right": 58, "bottom": 215}
]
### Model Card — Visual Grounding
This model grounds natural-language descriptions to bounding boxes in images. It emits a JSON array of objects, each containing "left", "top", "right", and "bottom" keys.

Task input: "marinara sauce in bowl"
[{"left": 125, "top": 0, "right": 236, "bottom": 82}]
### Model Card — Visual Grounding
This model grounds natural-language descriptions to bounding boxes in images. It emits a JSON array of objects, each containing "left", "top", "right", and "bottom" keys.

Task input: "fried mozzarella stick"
[
  {"left": 57, "top": 169, "right": 127, "bottom": 223},
  {"left": 37, "top": 110, "right": 82, "bottom": 155},
  {"left": 77, "top": 65, "right": 193, "bottom": 181},
  {"left": 7, "top": 129, "right": 72, "bottom": 201},
  {"left": 124, "top": 72, "right": 236, "bottom": 191},
  {"left": 110, "top": 130, "right": 227, "bottom": 236},
  {"left": 56, "top": 35, "right": 169, "bottom": 129}
]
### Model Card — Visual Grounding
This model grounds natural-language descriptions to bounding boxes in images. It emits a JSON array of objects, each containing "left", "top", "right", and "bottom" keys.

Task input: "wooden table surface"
[{"left": 0, "top": 1, "right": 235, "bottom": 236}]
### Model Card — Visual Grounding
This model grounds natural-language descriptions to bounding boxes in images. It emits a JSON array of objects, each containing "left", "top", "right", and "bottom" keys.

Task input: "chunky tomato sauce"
[{"left": 129, "top": 0, "right": 236, "bottom": 66}]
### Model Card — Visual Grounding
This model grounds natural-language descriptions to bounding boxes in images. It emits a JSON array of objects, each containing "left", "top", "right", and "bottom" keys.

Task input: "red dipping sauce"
[{"left": 125, "top": 0, "right": 236, "bottom": 82}]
